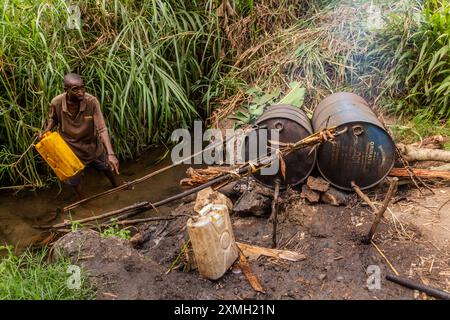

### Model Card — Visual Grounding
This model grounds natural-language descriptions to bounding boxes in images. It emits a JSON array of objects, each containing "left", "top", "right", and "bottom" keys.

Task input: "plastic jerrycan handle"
[{"left": 46, "top": 156, "right": 57, "bottom": 168}]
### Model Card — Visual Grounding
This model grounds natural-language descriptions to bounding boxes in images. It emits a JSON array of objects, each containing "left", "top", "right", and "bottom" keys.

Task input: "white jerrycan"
[{"left": 187, "top": 204, "right": 239, "bottom": 280}]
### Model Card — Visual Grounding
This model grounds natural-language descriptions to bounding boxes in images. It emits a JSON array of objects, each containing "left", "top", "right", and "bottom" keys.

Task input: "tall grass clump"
[
  {"left": 391, "top": 0, "right": 450, "bottom": 119},
  {"left": 0, "top": 0, "right": 222, "bottom": 188},
  {"left": 213, "top": 0, "right": 450, "bottom": 135},
  {"left": 0, "top": 246, "right": 94, "bottom": 300},
  {"left": 212, "top": 0, "right": 409, "bottom": 123}
]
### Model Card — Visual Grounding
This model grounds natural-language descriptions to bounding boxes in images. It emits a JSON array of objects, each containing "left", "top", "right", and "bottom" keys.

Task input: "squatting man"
[{"left": 39, "top": 73, "right": 120, "bottom": 200}]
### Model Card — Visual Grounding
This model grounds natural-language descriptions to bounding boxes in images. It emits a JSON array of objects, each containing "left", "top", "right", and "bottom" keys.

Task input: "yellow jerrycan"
[{"left": 35, "top": 131, "right": 85, "bottom": 181}]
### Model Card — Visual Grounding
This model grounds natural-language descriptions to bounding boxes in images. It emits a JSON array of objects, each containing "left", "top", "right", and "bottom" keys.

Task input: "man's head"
[{"left": 64, "top": 73, "right": 85, "bottom": 102}]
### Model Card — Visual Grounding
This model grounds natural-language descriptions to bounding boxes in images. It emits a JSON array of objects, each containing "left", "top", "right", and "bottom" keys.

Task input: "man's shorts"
[{"left": 64, "top": 153, "right": 110, "bottom": 186}]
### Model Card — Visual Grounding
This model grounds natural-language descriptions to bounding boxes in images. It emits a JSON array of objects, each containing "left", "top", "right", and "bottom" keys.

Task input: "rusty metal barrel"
[
  {"left": 246, "top": 104, "right": 316, "bottom": 188},
  {"left": 312, "top": 92, "right": 395, "bottom": 190}
]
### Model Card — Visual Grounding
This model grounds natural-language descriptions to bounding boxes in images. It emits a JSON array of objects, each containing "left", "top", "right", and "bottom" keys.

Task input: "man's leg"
[
  {"left": 103, "top": 169, "right": 119, "bottom": 188},
  {"left": 91, "top": 154, "right": 119, "bottom": 188},
  {"left": 64, "top": 173, "right": 84, "bottom": 200}
]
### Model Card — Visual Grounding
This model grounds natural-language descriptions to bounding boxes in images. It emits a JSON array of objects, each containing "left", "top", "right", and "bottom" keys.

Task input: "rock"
[
  {"left": 321, "top": 187, "right": 349, "bottom": 206},
  {"left": 194, "top": 187, "right": 233, "bottom": 213},
  {"left": 336, "top": 276, "right": 344, "bottom": 282},
  {"left": 306, "top": 176, "right": 330, "bottom": 192},
  {"left": 233, "top": 191, "right": 271, "bottom": 216},
  {"left": 300, "top": 184, "right": 320, "bottom": 203},
  {"left": 251, "top": 182, "right": 275, "bottom": 198},
  {"left": 318, "top": 273, "right": 327, "bottom": 281}
]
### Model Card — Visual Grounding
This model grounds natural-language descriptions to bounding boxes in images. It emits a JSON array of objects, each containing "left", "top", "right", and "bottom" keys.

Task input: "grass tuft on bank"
[{"left": 0, "top": 246, "right": 94, "bottom": 300}]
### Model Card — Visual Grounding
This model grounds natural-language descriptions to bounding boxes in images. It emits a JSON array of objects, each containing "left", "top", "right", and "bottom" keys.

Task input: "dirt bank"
[{"left": 52, "top": 182, "right": 450, "bottom": 300}]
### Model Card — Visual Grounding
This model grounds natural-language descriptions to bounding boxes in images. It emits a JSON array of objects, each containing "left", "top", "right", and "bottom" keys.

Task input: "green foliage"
[
  {"left": 0, "top": 0, "right": 222, "bottom": 188},
  {"left": 100, "top": 219, "right": 131, "bottom": 240},
  {"left": 229, "top": 87, "right": 281, "bottom": 126},
  {"left": 230, "top": 81, "right": 305, "bottom": 127},
  {"left": 364, "top": 0, "right": 450, "bottom": 120},
  {"left": 395, "top": 0, "right": 450, "bottom": 118},
  {"left": 389, "top": 112, "right": 450, "bottom": 147},
  {"left": 0, "top": 245, "right": 94, "bottom": 300},
  {"left": 277, "top": 82, "right": 305, "bottom": 107}
]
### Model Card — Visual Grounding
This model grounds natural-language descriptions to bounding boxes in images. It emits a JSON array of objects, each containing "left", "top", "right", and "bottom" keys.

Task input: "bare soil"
[{"left": 53, "top": 182, "right": 450, "bottom": 300}]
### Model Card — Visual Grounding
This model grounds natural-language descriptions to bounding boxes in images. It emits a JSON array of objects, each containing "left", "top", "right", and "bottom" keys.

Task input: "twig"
[
  {"left": 110, "top": 215, "right": 181, "bottom": 227},
  {"left": 166, "top": 239, "right": 190, "bottom": 274},
  {"left": 351, "top": 181, "right": 378, "bottom": 212},
  {"left": 371, "top": 240, "right": 399, "bottom": 276},
  {"left": 364, "top": 177, "right": 398, "bottom": 243}
]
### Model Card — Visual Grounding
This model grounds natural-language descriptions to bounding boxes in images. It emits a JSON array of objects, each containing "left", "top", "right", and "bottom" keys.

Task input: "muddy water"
[{"left": 0, "top": 149, "right": 189, "bottom": 251}]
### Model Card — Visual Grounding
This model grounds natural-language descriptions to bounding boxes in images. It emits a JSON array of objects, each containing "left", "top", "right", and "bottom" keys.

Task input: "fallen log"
[
  {"left": 430, "top": 163, "right": 450, "bottom": 171},
  {"left": 397, "top": 143, "right": 450, "bottom": 162},
  {"left": 411, "top": 135, "right": 445, "bottom": 149},
  {"left": 389, "top": 168, "right": 450, "bottom": 180}
]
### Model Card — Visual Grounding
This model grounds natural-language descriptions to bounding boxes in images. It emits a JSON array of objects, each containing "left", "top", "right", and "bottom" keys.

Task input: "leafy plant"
[
  {"left": 0, "top": 245, "right": 94, "bottom": 300},
  {"left": 229, "top": 81, "right": 305, "bottom": 127},
  {"left": 100, "top": 219, "right": 131, "bottom": 240}
]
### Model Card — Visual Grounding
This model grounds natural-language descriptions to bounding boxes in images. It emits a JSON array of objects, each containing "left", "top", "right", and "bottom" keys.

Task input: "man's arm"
[
  {"left": 93, "top": 99, "right": 119, "bottom": 174},
  {"left": 38, "top": 103, "right": 58, "bottom": 140}
]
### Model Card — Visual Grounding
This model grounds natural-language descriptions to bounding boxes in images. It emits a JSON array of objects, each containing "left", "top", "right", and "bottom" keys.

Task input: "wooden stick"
[
  {"left": 49, "top": 128, "right": 341, "bottom": 230},
  {"left": 62, "top": 131, "right": 246, "bottom": 212},
  {"left": 389, "top": 167, "right": 450, "bottom": 180},
  {"left": 236, "top": 242, "right": 306, "bottom": 261},
  {"left": 351, "top": 181, "right": 378, "bottom": 212},
  {"left": 109, "top": 215, "right": 181, "bottom": 227},
  {"left": 364, "top": 177, "right": 398, "bottom": 243},
  {"left": 49, "top": 201, "right": 150, "bottom": 229},
  {"left": 270, "top": 179, "right": 281, "bottom": 248},
  {"left": 237, "top": 252, "right": 265, "bottom": 294}
]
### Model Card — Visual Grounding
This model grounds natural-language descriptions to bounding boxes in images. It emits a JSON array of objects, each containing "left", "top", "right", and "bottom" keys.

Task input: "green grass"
[
  {"left": 0, "top": 246, "right": 95, "bottom": 300},
  {"left": 389, "top": 112, "right": 450, "bottom": 148},
  {"left": 0, "top": 0, "right": 223, "bottom": 188}
]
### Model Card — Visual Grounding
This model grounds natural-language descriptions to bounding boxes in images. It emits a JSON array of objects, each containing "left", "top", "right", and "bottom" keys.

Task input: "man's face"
[{"left": 65, "top": 80, "right": 85, "bottom": 102}]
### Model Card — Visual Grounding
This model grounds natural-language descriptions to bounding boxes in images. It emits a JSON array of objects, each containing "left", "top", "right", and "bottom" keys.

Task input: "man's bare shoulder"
[{"left": 50, "top": 93, "right": 66, "bottom": 107}]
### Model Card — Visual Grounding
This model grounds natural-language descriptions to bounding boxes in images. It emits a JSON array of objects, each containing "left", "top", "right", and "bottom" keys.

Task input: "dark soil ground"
[{"left": 52, "top": 181, "right": 450, "bottom": 300}]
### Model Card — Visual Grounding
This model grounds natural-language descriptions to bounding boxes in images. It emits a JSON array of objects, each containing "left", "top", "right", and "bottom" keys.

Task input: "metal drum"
[
  {"left": 312, "top": 92, "right": 395, "bottom": 191},
  {"left": 246, "top": 104, "right": 316, "bottom": 188}
]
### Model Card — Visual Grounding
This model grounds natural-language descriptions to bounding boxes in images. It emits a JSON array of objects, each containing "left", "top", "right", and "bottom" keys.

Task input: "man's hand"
[
  {"left": 36, "top": 130, "right": 48, "bottom": 140},
  {"left": 107, "top": 154, "right": 120, "bottom": 175}
]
